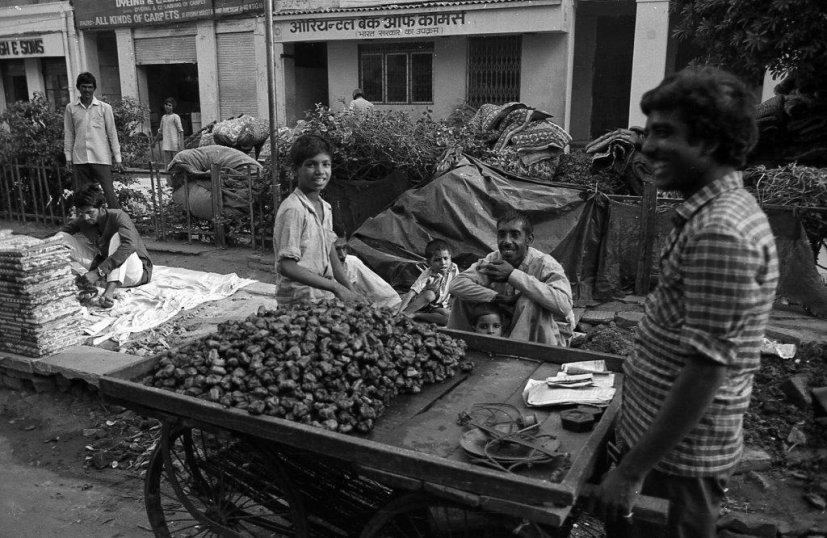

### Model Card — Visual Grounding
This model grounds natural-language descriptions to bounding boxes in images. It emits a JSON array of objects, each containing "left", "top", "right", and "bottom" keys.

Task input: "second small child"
[
  {"left": 471, "top": 303, "right": 505, "bottom": 337},
  {"left": 155, "top": 97, "right": 184, "bottom": 165},
  {"left": 397, "top": 239, "right": 458, "bottom": 326}
]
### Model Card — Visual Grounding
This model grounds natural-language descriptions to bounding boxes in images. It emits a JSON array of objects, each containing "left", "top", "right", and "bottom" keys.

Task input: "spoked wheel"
[
  {"left": 360, "top": 493, "right": 555, "bottom": 538},
  {"left": 160, "top": 423, "right": 307, "bottom": 537},
  {"left": 145, "top": 440, "right": 217, "bottom": 536}
]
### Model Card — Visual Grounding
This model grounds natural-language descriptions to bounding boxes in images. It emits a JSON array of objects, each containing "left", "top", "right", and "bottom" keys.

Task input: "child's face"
[
  {"left": 429, "top": 249, "right": 452, "bottom": 274},
  {"left": 164, "top": 102, "right": 173, "bottom": 113},
  {"left": 296, "top": 152, "right": 332, "bottom": 194},
  {"left": 474, "top": 313, "right": 503, "bottom": 337}
]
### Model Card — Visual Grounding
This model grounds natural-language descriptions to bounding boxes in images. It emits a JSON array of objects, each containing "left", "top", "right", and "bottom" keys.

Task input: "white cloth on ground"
[{"left": 80, "top": 265, "right": 256, "bottom": 345}]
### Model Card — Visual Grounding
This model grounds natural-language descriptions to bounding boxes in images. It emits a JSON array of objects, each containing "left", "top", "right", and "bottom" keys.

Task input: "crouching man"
[{"left": 56, "top": 185, "right": 153, "bottom": 308}]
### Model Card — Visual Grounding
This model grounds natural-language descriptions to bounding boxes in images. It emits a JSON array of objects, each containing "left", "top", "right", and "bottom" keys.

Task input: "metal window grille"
[
  {"left": 467, "top": 35, "right": 522, "bottom": 108},
  {"left": 359, "top": 42, "right": 434, "bottom": 104}
]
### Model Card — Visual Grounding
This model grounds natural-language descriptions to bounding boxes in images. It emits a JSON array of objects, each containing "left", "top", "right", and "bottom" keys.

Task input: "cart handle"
[{"left": 579, "top": 484, "right": 670, "bottom": 526}]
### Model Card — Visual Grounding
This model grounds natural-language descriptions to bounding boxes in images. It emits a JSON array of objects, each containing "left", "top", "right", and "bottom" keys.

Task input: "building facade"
[
  {"left": 271, "top": 0, "right": 674, "bottom": 141},
  {"left": 1, "top": 0, "right": 676, "bottom": 145},
  {"left": 0, "top": 0, "right": 82, "bottom": 113}
]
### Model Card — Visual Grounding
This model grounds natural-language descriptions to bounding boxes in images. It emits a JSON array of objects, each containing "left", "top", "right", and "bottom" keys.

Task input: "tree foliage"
[
  {"left": 673, "top": 0, "right": 827, "bottom": 91},
  {"left": 101, "top": 95, "right": 151, "bottom": 167},
  {"left": 0, "top": 92, "right": 64, "bottom": 164}
]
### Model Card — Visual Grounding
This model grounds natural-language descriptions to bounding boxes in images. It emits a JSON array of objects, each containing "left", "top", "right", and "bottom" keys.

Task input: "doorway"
[
  {"left": 1, "top": 60, "right": 29, "bottom": 105},
  {"left": 590, "top": 15, "right": 635, "bottom": 137},
  {"left": 293, "top": 42, "right": 328, "bottom": 120},
  {"left": 144, "top": 64, "right": 200, "bottom": 137}
]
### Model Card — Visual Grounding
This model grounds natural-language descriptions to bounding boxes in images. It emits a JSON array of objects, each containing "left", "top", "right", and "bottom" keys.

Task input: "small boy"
[
  {"left": 273, "top": 134, "right": 361, "bottom": 306},
  {"left": 155, "top": 97, "right": 184, "bottom": 165},
  {"left": 397, "top": 239, "right": 458, "bottom": 325},
  {"left": 471, "top": 303, "right": 505, "bottom": 337}
]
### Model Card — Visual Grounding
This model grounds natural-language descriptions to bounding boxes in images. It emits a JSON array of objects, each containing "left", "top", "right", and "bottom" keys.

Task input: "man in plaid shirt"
[{"left": 589, "top": 68, "right": 779, "bottom": 537}]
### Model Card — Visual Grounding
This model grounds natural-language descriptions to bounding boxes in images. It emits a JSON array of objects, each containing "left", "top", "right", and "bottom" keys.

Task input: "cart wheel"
[
  {"left": 161, "top": 423, "right": 307, "bottom": 537},
  {"left": 360, "top": 493, "right": 553, "bottom": 538},
  {"left": 145, "top": 441, "right": 215, "bottom": 536}
]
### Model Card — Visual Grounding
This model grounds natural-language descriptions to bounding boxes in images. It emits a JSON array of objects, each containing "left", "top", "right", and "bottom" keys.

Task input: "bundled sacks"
[
  {"left": 0, "top": 231, "right": 84, "bottom": 357},
  {"left": 464, "top": 102, "right": 571, "bottom": 181},
  {"left": 167, "top": 146, "right": 263, "bottom": 221},
  {"left": 210, "top": 115, "right": 270, "bottom": 154}
]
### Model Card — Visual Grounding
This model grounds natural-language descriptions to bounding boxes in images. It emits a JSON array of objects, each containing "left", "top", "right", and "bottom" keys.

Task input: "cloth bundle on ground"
[
  {"left": 464, "top": 102, "right": 570, "bottom": 181},
  {"left": 166, "top": 146, "right": 263, "bottom": 220},
  {"left": 584, "top": 127, "right": 651, "bottom": 195}
]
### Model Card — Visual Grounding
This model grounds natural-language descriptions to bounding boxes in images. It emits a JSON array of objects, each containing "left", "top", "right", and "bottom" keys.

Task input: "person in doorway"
[
  {"left": 396, "top": 239, "right": 459, "bottom": 326},
  {"left": 587, "top": 67, "right": 779, "bottom": 538},
  {"left": 55, "top": 185, "right": 153, "bottom": 309},
  {"left": 273, "top": 134, "right": 362, "bottom": 306},
  {"left": 447, "top": 210, "right": 575, "bottom": 345},
  {"left": 64, "top": 72, "right": 124, "bottom": 209},
  {"left": 348, "top": 88, "right": 374, "bottom": 115},
  {"left": 471, "top": 303, "right": 505, "bottom": 337},
  {"left": 334, "top": 236, "right": 402, "bottom": 310},
  {"left": 154, "top": 97, "right": 184, "bottom": 165}
]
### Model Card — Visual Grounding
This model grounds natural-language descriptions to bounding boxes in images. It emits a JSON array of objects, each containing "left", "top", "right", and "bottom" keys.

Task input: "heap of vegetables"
[{"left": 144, "top": 301, "right": 473, "bottom": 434}]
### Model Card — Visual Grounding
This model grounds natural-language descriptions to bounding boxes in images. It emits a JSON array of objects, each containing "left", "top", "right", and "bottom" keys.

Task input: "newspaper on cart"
[{"left": 522, "top": 360, "right": 616, "bottom": 407}]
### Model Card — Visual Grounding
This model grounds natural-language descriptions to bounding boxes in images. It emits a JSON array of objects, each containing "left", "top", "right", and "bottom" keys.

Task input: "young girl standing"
[
  {"left": 155, "top": 97, "right": 184, "bottom": 165},
  {"left": 272, "top": 134, "right": 362, "bottom": 306}
]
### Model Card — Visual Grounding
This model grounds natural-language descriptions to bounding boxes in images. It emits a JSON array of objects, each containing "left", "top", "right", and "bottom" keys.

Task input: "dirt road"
[{"left": 0, "top": 388, "right": 151, "bottom": 537}]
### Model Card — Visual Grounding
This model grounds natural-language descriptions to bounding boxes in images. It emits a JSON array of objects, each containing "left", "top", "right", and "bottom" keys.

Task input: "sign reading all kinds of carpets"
[{"left": 74, "top": 0, "right": 263, "bottom": 29}]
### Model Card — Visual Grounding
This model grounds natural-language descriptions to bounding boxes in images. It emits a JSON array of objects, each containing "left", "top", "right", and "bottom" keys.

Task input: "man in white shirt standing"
[
  {"left": 64, "top": 72, "right": 125, "bottom": 209},
  {"left": 348, "top": 88, "right": 374, "bottom": 115}
]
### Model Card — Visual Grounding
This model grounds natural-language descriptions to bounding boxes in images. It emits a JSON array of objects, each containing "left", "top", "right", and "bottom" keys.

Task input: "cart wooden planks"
[{"left": 99, "top": 329, "right": 667, "bottom": 532}]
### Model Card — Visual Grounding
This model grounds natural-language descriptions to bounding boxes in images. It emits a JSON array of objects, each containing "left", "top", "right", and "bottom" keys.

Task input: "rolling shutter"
[
  {"left": 217, "top": 32, "right": 257, "bottom": 119},
  {"left": 134, "top": 36, "right": 197, "bottom": 65}
]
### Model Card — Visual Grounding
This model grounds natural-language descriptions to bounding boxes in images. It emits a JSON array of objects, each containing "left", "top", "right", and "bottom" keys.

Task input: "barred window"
[
  {"left": 467, "top": 35, "right": 522, "bottom": 108},
  {"left": 359, "top": 42, "right": 433, "bottom": 104}
]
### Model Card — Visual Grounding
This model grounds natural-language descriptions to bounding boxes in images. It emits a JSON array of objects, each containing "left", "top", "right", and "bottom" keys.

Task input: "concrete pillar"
[
  {"left": 64, "top": 10, "right": 83, "bottom": 90},
  {"left": 24, "top": 59, "right": 45, "bottom": 99},
  {"left": 274, "top": 41, "right": 288, "bottom": 127},
  {"left": 254, "top": 19, "right": 269, "bottom": 119},
  {"left": 627, "top": 0, "right": 669, "bottom": 128},
  {"left": 561, "top": 0, "right": 576, "bottom": 135},
  {"left": 434, "top": 37, "right": 467, "bottom": 119},
  {"left": 136, "top": 66, "right": 150, "bottom": 133},
  {"left": 80, "top": 32, "right": 100, "bottom": 76},
  {"left": 196, "top": 20, "right": 219, "bottom": 125},
  {"left": 326, "top": 41, "right": 355, "bottom": 114},
  {"left": 115, "top": 28, "right": 139, "bottom": 99}
]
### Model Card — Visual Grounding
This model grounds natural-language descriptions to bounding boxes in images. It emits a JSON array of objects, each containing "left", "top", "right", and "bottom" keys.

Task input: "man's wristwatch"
[{"left": 96, "top": 267, "right": 105, "bottom": 278}]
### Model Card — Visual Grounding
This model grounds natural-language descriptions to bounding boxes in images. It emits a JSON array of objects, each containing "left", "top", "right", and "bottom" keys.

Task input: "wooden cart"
[{"left": 99, "top": 329, "right": 667, "bottom": 537}]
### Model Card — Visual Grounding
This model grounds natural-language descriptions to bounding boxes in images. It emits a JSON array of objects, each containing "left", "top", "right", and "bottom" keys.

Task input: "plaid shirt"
[{"left": 620, "top": 171, "right": 778, "bottom": 476}]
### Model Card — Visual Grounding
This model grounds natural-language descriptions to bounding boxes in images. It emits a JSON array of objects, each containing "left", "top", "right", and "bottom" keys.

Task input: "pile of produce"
[{"left": 143, "top": 301, "right": 473, "bottom": 434}]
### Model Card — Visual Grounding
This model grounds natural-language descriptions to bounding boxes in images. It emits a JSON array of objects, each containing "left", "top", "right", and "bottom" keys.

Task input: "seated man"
[
  {"left": 334, "top": 236, "right": 401, "bottom": 310},
  {"left": 448, "top": 210, "right": 575, "bottom": 345},
  {"left": 56, "top": 185, "right": 153, "bottom": 308}
]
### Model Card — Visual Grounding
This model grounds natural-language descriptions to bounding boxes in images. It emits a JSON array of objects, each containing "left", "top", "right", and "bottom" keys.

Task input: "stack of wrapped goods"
[{"left": 0, "top": 231, "right": 84, "bottom": 357}]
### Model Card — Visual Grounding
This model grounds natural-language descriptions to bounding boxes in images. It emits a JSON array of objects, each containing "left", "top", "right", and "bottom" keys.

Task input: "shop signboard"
[
  {"left": 0, "top": 33, "right": 64, "bottom": 58},
  {"left": 214, "top": 0, "right": 265, "bottom": 17},
  {"left": 74, "top": 0, "right": 215, "bottom": 29}
]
